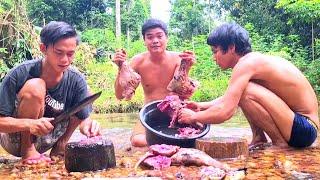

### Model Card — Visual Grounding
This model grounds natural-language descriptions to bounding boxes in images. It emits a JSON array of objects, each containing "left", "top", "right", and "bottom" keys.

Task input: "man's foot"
[
  {"left": 249, "top": 130, "right": 269, "bottom": 151},
  {"left": 50, "top": 141, "right": 66, "bottom": 158},
  {"left": 22, "top": 154, "right": 52, "bottom": 165},
  {"left": 248, "top": 142, "right": 272, "bottom": 151},
  {"left": 271, "top": 141, "right": 289, "bottom": 149}
]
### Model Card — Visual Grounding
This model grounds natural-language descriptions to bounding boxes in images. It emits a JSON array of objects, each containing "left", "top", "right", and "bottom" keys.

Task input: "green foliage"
[
  {"left": 215, "top": 0, "right": 288, "bottom": 40},
  {"left": 104, "top": 0, "right": 151, "bottom": 42},
  {"left": 276, "top": 0, "right": 320, "bottom": 59},
  {"left": 216, "top": 0, "right": 319, "bottom": 58},
  {"left": 169, "top": 0, "right": 210, "bottom": 40},
  {"left": 191, "top": 77, "right": 228, "bottom": 102},
  {"left": 0, "top": 48, "right": 9, "bottom": 81},
  {"left": 27, "top": 0, "right": 111, "bottom": 30},
  {"left": 305, "top": 59, "right": 320, "bottom": 94},
  {"left": 80, "top": 28, "right": 146, "bottom": 62},
  {"left": 0, "top": 0, "right": 40, "bottom": 78},
  {"left": 81, "top": 28, "right": 116, "bottom": 51},
  {"left": 125, "top": 39, "right": 146, "bottom": 58},
  {"left": 316, "top": 38, "right": 320, "bottom": 58},
  {"left": 0, "top": 0, "right": 12, "bottom": 12},
  {"left": 121, "top": 0, "right": 150, "bottom": 41},
  {"left": 73, "top": 43, "right": 96, "bottom": 73},
  {"left": 276, "top": 0, "right": 320, "bottom": 24}
]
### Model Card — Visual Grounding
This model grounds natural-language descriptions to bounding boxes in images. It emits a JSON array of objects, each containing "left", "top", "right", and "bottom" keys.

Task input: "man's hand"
[
  {"left": 113, "top": 49, "right": 127, "bottom": 67},
  {"left": 179, "top": 50, "right": 196, "bottom": 66},
  {"left": 79, "top": 119, "right": 101, "bottom": 137},
  {"left": 178, "top": 108, "right": 197, "bottom": 125},
  {"left": 184, "top": 101, "right": 200, "bottom": 112},
  {"left": 29, "top": 117, "right": 54, "bottom": 136}
]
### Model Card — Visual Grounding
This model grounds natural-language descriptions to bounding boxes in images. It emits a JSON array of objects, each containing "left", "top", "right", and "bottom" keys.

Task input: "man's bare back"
[{"left": 241, "top": 52, "right": 319, "bottom": 126}]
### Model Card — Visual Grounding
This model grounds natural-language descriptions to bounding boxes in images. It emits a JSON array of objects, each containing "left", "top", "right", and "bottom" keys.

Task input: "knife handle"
[{"left": 30, "top": 135, "right": 37, "bottom": 143}]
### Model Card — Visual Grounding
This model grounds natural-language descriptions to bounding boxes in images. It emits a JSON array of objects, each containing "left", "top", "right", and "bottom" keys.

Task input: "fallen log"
[{"left": 196, "top": 137, "right": 248, "bottom": 159}]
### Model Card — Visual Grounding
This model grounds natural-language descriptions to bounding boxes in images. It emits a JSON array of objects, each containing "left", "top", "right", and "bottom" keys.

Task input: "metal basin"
[{"left": 139, "top": 100, "right": 210, "bottom": 148}]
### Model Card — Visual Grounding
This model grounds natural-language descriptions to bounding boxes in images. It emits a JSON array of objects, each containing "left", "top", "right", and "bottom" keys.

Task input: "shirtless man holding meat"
[
  {"left": 178, "top": 22, "right": 319, "bottom": 149},
  {"left": 113, "top": 18, "right": 196, "bottom": 147}
]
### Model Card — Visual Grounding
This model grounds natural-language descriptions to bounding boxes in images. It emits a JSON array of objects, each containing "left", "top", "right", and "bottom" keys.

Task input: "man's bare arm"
[
  {"left": 0, "top": 116, "right": 53, "bottom": 135},
  {"left": 0, "top": 116, "right": 30, "bottom": 133},
  {"left": 182, "top": 57, "right": 256, "bottom": 124},
  {"left": 196, "top": 96, "right": 224, "bottom": 110}
]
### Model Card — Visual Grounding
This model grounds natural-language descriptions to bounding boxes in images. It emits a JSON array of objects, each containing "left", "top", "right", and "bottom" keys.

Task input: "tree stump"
[
  {"left": 65, "top": 137, "right": 116, "bottom": 172},
  {"left": 196, "top": 137, "right": 248, "bottom": 159}
]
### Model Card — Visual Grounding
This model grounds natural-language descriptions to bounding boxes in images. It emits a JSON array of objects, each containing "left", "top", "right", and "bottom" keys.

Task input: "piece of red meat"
[
  {"left": 79, "top": 136, "right": 103, "bottom": 145},
  {"left": 167, "top": 59, "right": 199, "bottom": 100},
  {"left": 118, "top": 61, "right": 141, "bottom": 100},
  {"left": 149, "top": 144, "right": 180, "bottom": 157},
  {"left": 171, "top": 148, "right": 229, "bottom": 170},
  {"left": 157, "top": 95, "right": 184, "bottom": 128},
  {"left": 142, "top": 155, "right": 172, "bottom": 170},
  {"left": 177, "top": 127, "right": 201, "bottom": 138}
]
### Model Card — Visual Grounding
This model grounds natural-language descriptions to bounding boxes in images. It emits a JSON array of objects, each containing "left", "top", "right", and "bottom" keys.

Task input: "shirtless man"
[
  {"left": 0, "top": 21, "right": 100, "bottom": 164},
  {"left": 178, "top": 22, "right": 319, "bottom": 148},
  {"left": 113, "top": 18, "right": 195, "bottom": 147}
]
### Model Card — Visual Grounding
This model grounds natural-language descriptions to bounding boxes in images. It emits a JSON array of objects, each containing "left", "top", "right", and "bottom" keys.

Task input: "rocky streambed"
[{"left": 0, "top": 127, "right": 319, "bottom": 179}]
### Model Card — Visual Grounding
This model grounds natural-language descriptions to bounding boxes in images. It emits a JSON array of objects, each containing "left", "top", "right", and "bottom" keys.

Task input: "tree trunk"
[
  {"left": 116, "top": 0, "right": 121, "bottom": 47},
  {"left": 196, "top": 137, "right": 248, "bottom": 159},
  {"left": 126, "top": 25, "right": 130, "bottom": 50},
  {"left": 65, "top": 139, "right": 116, "bottom": 172}
]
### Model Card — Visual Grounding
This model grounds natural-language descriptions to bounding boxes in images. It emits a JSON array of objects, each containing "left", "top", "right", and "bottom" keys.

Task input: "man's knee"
[
  {"left": 239, "top": 82, "right": 260, "bottom": 106},
  {"left": 130, "top": 134, "right": 147, "bottom": 147},
  {"left": 18, "top": 78, "right": 46, "bottom": 102}
]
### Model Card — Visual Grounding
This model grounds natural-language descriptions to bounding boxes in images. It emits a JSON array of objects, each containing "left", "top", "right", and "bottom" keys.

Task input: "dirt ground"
[{"left": 0, "top": 127, "right": 319, "bottom": 179}]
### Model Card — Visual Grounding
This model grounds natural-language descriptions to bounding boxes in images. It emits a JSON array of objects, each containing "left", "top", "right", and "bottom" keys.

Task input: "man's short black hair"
[
  {"left": 207, "top": 22, "right": 252, "bottom": 55},
  {"left": 40, "top": 21, "right": 79, "bottom": 47},
  {"left": 141, "top": 18, "right": 168, "bottom": 38}
]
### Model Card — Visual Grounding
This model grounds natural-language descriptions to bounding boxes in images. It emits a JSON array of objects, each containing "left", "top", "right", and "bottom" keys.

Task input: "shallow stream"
[{"left": 1, "top": 113, "right": 319, "bottom": 179}]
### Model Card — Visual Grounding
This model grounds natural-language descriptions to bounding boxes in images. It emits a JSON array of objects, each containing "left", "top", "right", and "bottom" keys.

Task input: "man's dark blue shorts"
[{"left": 288, "top": 113, "right": 318, "bottom": 148}]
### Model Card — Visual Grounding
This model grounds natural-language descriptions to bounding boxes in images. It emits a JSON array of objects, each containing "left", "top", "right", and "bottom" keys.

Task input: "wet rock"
[
  {"left": 200, "top": 166, "right": 226, "bottom": 180},
  {"left": 0, "top": 156, "right": 20, "bottom": 164},
  {"left": 289, "top": 170, "right": 312, "bottom": 179},
  {"left": 48, "top": 173, "right": 61, "bottom": 179}
]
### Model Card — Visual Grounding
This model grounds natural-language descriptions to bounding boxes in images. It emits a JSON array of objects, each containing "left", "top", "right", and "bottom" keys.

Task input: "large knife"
[
  {"left": 31, "top": 91, "right": 102, "bottom": 143},
  {"left": 50, "top": 91, "right": 102, "bottom": 125}
]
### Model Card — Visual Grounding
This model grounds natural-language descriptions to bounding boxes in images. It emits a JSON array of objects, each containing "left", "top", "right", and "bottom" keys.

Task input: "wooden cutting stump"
[
  {"left": 196, "top": 137, "right": 248, "bottom": 159},
  {"left": 65, "top": 138, "right": 116, "bottom": 172}
]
